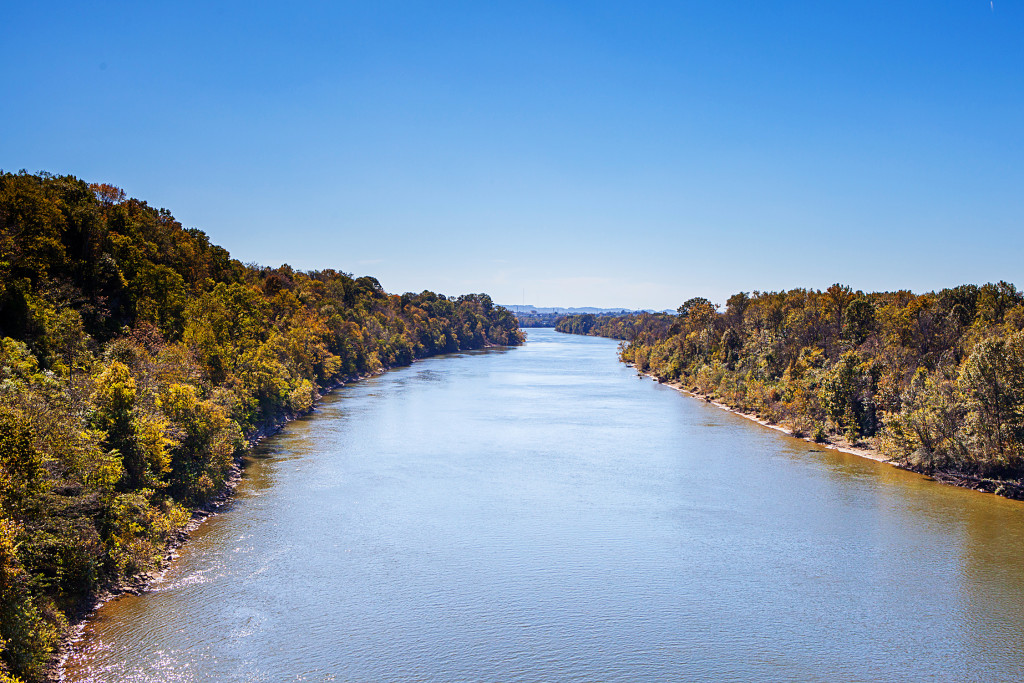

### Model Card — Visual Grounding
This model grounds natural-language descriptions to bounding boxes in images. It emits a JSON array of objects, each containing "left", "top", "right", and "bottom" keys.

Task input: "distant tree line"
[
  {"left": 516, "top": 312, "right": 564, "bottom": 327},
  {"left": 518, "top": 310, "right": 653, "bottom": 329},
  {"left": 557, "top": 285, "right": 1024, "bottom": 492},
  {"left": 554, "top": 311, "right": 673, "bottom": 339},
  {"left": 0, "top": 171, "right": 523, "bottom": 682}
]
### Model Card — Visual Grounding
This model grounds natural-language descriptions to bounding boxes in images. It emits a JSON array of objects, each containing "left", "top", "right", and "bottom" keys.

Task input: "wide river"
[{"left": 63, "top": 329, "right": 1024, "bottom": 682}]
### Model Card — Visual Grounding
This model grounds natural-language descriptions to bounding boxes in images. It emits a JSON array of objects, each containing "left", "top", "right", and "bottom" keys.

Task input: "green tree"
[
  {"left": 90, "top": 362, "right": 171, "bottom": 490},
  {"left": 958, "top": 331, "right": 1024, "bottom": 472},
  {"left": 0, "top": 518, "right": 61, "bottom": 682}
]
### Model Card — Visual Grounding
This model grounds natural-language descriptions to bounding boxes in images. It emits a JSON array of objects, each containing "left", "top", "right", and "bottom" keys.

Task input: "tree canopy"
[
  {"left": 0, "top": 170, "right": 523, "bottom": 681},
  {"left": 558, "top": 283, "right": 1024, "bottom": 487}
]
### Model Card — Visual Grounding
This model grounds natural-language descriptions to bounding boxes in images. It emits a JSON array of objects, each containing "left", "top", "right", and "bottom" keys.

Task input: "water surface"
[{"left": 63, "top": 329, "right": 1024, "bottom": 682}]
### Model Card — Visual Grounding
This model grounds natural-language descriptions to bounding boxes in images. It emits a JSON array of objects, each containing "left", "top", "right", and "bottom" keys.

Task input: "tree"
[
  {"left": 843, "top": 297, "right": 876, "bottom": 346},
  {"left": 677, "top": 297, "right": 713, "bottom": 319},
  {"left": 0, "top": 416, "right": 44, "bottom": 520},
  {"left": 89, "top": 183, "right": 126, "bottom": 206},
  {"left": 824, "top": 283, "right": 855, "bottom": 337},
  {"left": 90, "top": 362, "right": 171, "bottom": 491},
  {"left": 958, "top": 331, "right": 1024, "bottom": 471},
  {"left": 0, "top": 517, "right": 61, "bottom": 682}
]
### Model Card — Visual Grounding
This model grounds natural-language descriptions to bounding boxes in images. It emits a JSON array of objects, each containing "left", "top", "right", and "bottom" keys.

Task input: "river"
[{"left": 61, "top": 329, "right": 1024, "bottom": 682}]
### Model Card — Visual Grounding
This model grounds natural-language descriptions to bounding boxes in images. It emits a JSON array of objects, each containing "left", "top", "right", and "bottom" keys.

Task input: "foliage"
[
  {"left": 560, "top": 283, "right": 1024, "bottom": 476},
  {"left": 555, "top": 312, "right": 672, "bottom": 340},
  {"left": 0, "top": 170, "right": 523, "bottom": 680}
]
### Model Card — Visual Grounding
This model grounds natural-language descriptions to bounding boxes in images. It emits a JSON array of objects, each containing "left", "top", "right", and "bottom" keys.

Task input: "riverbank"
[
  {"left": 639, "top": 370, "right": 887, "bottom": 462},
  {"left": 54, "top": 327, "right": 1024, "bottom": 682},
  {"left": 635, "top": 368, "right": 1024, "bottom": 501},
  {"left": 50, "top": 365, "right": 392, "bottom": 680},
  {"left": 53, "top": 341, "right": 532, "bottom": 679}
]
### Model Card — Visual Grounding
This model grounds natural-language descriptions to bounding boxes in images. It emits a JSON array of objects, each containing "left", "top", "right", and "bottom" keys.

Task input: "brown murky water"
[{"left": 62, "top": 329, "right": 1024, "bottom": 682}]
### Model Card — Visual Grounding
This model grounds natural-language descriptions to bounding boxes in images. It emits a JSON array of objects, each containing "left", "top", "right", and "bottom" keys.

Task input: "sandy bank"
[
  {"left": 634, "top": 369, "right": 1024, "bottom": 501},
  {"left": 638, "top": 371, "right": 890, "bottom": 463}
]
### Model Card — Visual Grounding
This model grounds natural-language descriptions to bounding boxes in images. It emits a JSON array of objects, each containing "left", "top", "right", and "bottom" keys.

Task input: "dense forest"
[
  {"left": 556, "top": 285, "right": 1024, "bottom": 493},
  {"left": 0, "top": 171, "right": 523, "bottom": 682}
]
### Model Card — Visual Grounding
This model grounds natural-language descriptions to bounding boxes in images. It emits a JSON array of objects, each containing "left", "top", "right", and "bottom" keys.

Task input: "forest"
[
  {"left": 0, "top": 171, "right": 523, "bottom": 682},
  {"left": 556, "top": 285, "right": 1024, "bottom": 493}
]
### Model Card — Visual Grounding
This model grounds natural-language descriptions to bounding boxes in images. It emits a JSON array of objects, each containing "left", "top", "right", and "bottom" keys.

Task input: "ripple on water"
[{"left": 62, "top": 331, "right": 1024, "bottom": 683}]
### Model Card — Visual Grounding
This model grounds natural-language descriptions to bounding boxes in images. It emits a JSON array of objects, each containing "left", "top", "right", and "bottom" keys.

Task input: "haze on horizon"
[{"left": 2, "top": 1, "right": 1022, "bottom": 311}]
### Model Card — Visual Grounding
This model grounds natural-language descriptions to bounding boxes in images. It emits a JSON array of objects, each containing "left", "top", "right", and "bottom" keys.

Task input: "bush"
[{"left": 812, "top": 424, "right": 828, "bottom": 443}]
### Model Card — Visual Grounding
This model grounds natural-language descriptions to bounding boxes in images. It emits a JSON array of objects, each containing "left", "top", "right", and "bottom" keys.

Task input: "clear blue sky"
[{"left": 2, "top": 1, "right": 1022, "bottom": 310}]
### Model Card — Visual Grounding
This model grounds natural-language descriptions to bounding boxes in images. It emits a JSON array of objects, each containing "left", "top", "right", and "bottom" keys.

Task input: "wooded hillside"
[{"left": 0, "top": 171, "right": 523, "bottom": 682}]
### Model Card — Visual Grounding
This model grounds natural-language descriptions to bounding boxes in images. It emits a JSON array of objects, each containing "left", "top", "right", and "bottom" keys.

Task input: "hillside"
[{"left": 0, "top": 171, "right": 523, "bottom": 682}]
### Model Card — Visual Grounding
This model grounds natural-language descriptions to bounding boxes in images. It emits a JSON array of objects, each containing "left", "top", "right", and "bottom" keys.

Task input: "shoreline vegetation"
[
  {"left": 0, "top": 171, "right": 524, "bottom": 683},
  {"left": 56, "top": 362, "right": 410, "bottom": 677},
  {"left": 643, "top": 370, "right": 888, "bottom": 463},
  {"left": 555, "top": 286, "right": 1024, "bottom": 502},
  {"left": 644, "top": 366, "right": 1024, "bottom": 499}
]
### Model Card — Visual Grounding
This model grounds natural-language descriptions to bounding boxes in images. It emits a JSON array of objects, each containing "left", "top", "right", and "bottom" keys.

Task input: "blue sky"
[{"left": 2, "top": 1, "right": 1022, "bottom": 309}]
